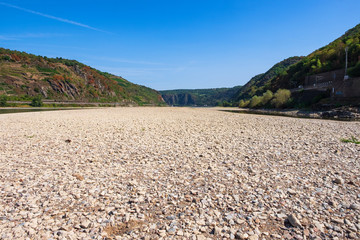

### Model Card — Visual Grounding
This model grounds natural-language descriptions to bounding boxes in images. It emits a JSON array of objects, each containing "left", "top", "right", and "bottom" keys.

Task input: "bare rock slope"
[{"left": 0, "top": 107, "right": 359, "bottom": 239}]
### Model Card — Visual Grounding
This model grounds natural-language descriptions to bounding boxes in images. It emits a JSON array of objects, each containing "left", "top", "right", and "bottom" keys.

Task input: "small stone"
[
  {"left": 129, "top": 180, "right": 138, "bottom": 186},
  {"left": 356, "top": 224, "right": 360, "bottom": 230},
  {"left": 28, "top": 228, "right": 36, "bottom": 235},
  {"left": 344, "top": 219, "right": 353, "bottom": 225},
  {"left": 80, "top": 220, "right": 91, "bottom": 229},
  {"left": 288, "top": 214, "right": 302, "bottom": 228},
  {"left": 233, "top": 195, "right": 240, "bottom": 202},
  {"left": 349, "top": 225, "right": 357, "bottom": 232},
  {"left": 236, "top": 219, "right": 246, "bottom": 224},
  {"left": 254, "top": 228, "right": 261, "bottom": 235},
  {"left": 168, "top": 228, "right": 176, "bottom": 234},
  {"left": 196, "top": 219, "right": 206, "bottom": 225},
  {"left": 211, "top": 226, "right": 221, "bottom": 235},
  {"left": 166, "top": 215, "right": 176, "bottom": 220},
  {"left": 287, "top": 189, "right": 297, "bottom": 195},
  {"left": 349, "top": 204, "right": 359, "bottom": 210},
  {"left": 348, "top": 232, "right": 357, "bottom": 239},
  {"left": 313, "top": 220, "right": 324, "bottom": 233},
  {"left": 225, "top": 213, "right": 235, "bottom": 221},
  {"left": 333, "top": 226, "right": 342, "bottom": 232},
  {"left": 237, "top": 232, "right": 249, "bottom": 239},
  {"left": 271, "top": 233, "right": 282, "bottom": 238},
  {"left": 197, "top": 234, "right": 206, "bottom": 240},
  {"left": 158, "top": 230, "right": 166, "bottom": 237},
  {"left": 331, "top": 218, "right": 344, "bottom": 224},
  {"left": 248, "top": 234, "right": 259, "bottom": 240},
  {"left": 333, "top": 177, "right": 344, "bottom": 184}
]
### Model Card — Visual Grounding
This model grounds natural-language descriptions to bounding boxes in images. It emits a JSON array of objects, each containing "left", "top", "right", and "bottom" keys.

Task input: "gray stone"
[
  {"left": 349, "top": 204, "right": 359, "bottom": 210},
  {"left": 333, "top": 177, "right": 344, "bottom": 184},
  {"left": 288, "top": 214, "right": 302, "bottom": 228}
]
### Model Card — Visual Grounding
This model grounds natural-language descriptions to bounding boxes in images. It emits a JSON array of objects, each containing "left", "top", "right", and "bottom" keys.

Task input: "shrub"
[
  {"left": 271, "top": 89, "right": 291, "bottom": 108},
  {"left": 30, "top": 95, "right": 43, "bottom": 107},
  {"left": 222, "top": 101, "right": 231, "bottom": 107},
  {"left": 249, "top": 95, "right": 262, "bottom": 108},
  {"left": 239, "top": 99, "right": 250, "bottom": 108},
  {"left": 348, "top": 61, "right": 360, "bottom": 77},
  {"left": 0, "top": 95, "right": 7, "bottom": 107},
  {"left": 1, "top": 55, "right": 11, "bottom": 61},
  {"left": 260, "top": 90, "right": 273, "bottom": 106}
]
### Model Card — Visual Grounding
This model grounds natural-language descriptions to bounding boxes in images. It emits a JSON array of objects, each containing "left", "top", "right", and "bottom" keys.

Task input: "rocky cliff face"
[
  {"left": 162, "top": 93, "right": 195, "bottom": 106},
  {"left": 160, "top": 86, "right": 242, "bottom": 106},
  {"left": 0, "top": 48, "right": 165, "bottom": 105}
]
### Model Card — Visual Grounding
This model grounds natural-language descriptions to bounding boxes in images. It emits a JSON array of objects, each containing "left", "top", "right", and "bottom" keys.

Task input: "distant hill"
[
  {"left": 0, "top": 48, "right": 165, "bottom": 105},
  {"left": 233, "top": 23, "right": 360, "bottom": 107},
  {"left": 160, "top": 86, "right": 242, "bottom": 106},
  {"left": 232, "top": 56, "right": 303, "bottom": 101},
  {"left": 270, "top": 23, "right": 360, "bottom": 91}
]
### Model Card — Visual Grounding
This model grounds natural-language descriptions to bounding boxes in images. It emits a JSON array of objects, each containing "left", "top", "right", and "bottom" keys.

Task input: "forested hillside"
[
  {"left": 160, "top": 86, "right": 242, "bottom": 106},
  {"left": 234, "top": 23, "right": 360, "bottom": 108},
  {"left": 0, "top": 48, "right": 165, "bottom": 105},
  {"left": 232, "top": 57, "right": 302, "bottom": 101},
  {"left": 271, "top": 23, "right": 360, "bottom": 91}
]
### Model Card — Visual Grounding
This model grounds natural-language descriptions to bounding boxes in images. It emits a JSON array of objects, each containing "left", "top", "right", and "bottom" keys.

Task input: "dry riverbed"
[{"left": 0, "top": 107, "right": 359, "bottom": 239}]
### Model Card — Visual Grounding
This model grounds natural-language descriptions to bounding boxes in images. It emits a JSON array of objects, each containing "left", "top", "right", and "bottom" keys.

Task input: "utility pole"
[{"left": 344, "top": 46, "right": 349, "bottom": 80}]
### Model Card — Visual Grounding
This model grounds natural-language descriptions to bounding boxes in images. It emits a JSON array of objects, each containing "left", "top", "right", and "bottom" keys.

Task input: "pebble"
[
  {"left": 288, "top": 214, "right": 302, "bottom": 228},
  {"left": 166, "top": 215, "right": 176, "bottom": 220},
  {"left": 313, "top": 220, "right": 324, "bottom": 233},
  {"left": 248, "top": 234, "right": 259, "bottom": 240},
  {"left": 196, "top": 234, "right": 206, "bottom": 240},
  {"left": 333, "top": 177, "right": 344, "bottom": 184},
  {"left": 349, "top": 203, "right": 359, "bottom": 210}
]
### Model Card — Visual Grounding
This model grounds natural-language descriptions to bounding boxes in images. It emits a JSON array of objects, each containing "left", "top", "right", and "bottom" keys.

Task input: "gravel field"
[{"left": 0, "top": 107, "right": 359, "bottom": 240}]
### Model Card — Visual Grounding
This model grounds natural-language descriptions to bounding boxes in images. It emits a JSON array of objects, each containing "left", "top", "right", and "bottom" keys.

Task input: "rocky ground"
[
  {"left": 234, "top": 107, "right": 360, "bottom": 121},
  {"left": 0, "top": 107, "right": 359, "bottom": 240}
]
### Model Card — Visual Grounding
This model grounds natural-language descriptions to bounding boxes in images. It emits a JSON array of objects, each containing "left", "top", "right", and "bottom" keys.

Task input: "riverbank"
[
  {"left": 0, "top": 107, "right": 87, "bottom": 115},
  {"left": 222, "top": 106, "right": 360, "bottom": 121},
  {"left": 0, "top": 107, "right": 359, "bottom": 239}
]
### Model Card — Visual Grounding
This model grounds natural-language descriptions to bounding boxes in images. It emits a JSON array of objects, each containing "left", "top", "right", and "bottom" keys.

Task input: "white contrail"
[{"left": 0, "top": 2, "right": 109, "bottom": 33}]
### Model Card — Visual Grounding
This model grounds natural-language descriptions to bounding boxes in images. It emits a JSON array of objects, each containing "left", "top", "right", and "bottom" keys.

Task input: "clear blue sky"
[{"left": 0, "top": 0, "right": 359, "bottom": 90}]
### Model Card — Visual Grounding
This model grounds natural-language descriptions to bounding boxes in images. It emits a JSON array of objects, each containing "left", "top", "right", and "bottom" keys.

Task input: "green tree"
[
  {"left": 239, "top": 99, "right": 250, "bottom": 108},
  {"left": 271, "top": 89, "right": 291, "bottom": 108},
  {"left": 30, "top": 95, "right": 43, "bottom": 107},
  {"left": 249, "top": 95, "right": 262, "bottom": 108},
  {"left": 222, "top": 101, "right": 231, "bottom": 107},
  {"left": 1, "top": 55, "right": 11, "bottom": 61},
  {"left": 260, "top": 90, "right": 273, "bottom": 106}
]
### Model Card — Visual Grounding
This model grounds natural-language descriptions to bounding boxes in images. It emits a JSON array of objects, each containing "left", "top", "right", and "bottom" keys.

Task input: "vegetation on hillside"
[
  {"left": 0, "top": 48, "right": 165, "bottom": 106},
  {"left": 30, "top": 95, "right": 43, "bottom": 107},
  {"left": 160, "top": 86, "right": 242, "bottom": 106},
  {"left": 239, "top": 89, "right": 291, "bottom": 109},
  {"left": 235, "top": 23, "right": 360, "bottom": 109},
  {"left": 232, "top": 57, "right": 302, "bottom": 102},
  {"left": 272, "top": 23, "right": 360, "bottom": 91}
]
